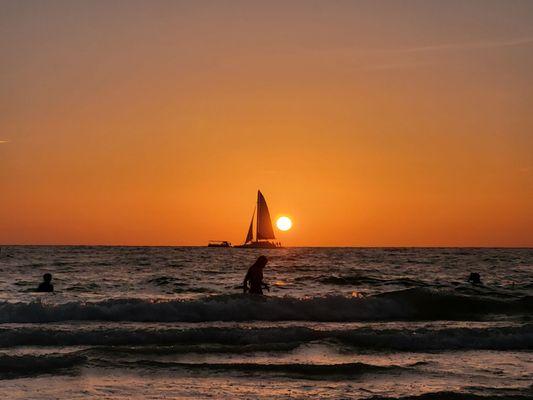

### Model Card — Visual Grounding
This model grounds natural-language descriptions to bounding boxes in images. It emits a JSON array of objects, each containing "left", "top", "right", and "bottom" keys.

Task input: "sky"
[{"left": 1, "top": 0, "right": 532, "bottom": 246}]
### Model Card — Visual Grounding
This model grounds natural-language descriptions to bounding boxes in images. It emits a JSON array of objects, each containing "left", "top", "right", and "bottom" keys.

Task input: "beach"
[{"left": 0, "top": 246, "right": 531, "bottom": 399}]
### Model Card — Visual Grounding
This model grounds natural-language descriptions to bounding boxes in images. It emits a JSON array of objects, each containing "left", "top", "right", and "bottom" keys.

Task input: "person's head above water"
[
  {"left": 36, "top": 272, "right": 54, "bottom": 292},
  {"left": 468, "top": 272, "right": 481, "bottom": 285},
  {"left": 253, "top": 255, "right": 268, "bottom": 269}
]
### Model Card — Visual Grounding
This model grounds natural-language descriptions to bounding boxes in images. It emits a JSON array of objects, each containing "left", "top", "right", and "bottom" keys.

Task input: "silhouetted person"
[
  {"left": 36, "top": 273, "right": 54, "bottom": 292},
  {"left": 243, "top": 256, "right": 269, "bottom": 295},
  {"left": 467, "top": 272, "right": 482, "bottom": 285}
]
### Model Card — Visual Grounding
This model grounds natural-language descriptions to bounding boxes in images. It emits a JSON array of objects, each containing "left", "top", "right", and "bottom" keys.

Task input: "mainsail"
[
  {"left": 237, "top": 190, "right": 280, "bottom": 248},
  {"left": 256, "top": 190, "right": 276, "bottom": 240}
]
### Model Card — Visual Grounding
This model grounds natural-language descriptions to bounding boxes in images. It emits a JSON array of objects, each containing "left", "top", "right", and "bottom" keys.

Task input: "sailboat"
[{"left": 235, "top": 190, "right": 282, "bottom": 248}]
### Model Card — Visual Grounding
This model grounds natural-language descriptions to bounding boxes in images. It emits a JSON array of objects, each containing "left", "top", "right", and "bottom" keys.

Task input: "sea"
[{"left": 0, "top": 246, "right": 531, "bottom": 399}]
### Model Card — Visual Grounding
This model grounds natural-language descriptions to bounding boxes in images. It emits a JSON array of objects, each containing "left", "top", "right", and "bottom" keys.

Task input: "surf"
[{"left": 0, "top": 288, "right": 530, "bottom": 323}]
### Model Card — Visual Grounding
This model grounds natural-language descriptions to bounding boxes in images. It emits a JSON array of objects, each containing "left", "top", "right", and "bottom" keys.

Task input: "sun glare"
[{"left": 276, "top": 216, "right": 292, "bottom": 231}]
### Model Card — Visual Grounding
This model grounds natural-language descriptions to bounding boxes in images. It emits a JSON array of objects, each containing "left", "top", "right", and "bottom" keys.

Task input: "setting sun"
[{"left": 276, "top": 216, "right": 292, "bottom": 231}]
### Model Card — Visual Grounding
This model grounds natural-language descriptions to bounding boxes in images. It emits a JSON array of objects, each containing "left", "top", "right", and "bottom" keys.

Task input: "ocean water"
[{"left": 0, "top": 246, "right": 531, "bottom": 399}]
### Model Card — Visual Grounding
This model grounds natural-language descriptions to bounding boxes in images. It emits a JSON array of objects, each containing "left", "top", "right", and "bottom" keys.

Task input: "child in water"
[{"left": 243, "top": 256, "right": 270, "bottom": 295}]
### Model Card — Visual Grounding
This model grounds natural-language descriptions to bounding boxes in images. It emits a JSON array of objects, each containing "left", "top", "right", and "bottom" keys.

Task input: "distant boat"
[
  {"left": 235, "top": 190, "right": 282, "bottom": 249},
  {"left": 207, "top": 240, "right": 232, "bottom": 248}
]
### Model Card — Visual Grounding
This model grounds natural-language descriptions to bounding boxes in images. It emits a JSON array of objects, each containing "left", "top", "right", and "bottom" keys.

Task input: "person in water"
[
  {"left": 36, "top": 273, "right": 54, "bottom": 292},
  {"left": 243, "top": 256, "right": 270, "bottom": 295},
  {"left": 467, "top": 272, "right": 482, "bottom": 285}
]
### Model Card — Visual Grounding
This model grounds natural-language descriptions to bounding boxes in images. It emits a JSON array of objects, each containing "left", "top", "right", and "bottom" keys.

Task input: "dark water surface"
[{"left": 0, "top": 247, "right": 531, "bottom": 399}]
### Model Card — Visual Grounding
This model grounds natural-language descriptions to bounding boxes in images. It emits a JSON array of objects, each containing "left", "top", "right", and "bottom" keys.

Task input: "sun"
[{"left": 276, "top": 216, "right": 292, "bottom": 231}]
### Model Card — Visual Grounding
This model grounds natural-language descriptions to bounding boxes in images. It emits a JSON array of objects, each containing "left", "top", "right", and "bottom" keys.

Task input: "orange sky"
[{"left": 1, "top": 1, "right": 532, "bottom": 246}]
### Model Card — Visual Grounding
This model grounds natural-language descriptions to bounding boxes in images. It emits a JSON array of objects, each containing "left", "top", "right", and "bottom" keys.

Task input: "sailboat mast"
[{"left": 255, "top": 190, "right": 260, "bottom": 242}]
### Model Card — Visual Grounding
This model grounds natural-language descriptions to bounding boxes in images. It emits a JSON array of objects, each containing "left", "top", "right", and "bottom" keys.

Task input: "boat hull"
[
  {"left": 234, "top": 241, "right": 282, "bottom": 249},
  {"left": 207, "top": 241, "right": 232, "bottom": 247}
]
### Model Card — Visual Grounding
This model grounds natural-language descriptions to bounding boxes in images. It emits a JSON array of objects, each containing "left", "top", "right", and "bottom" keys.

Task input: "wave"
[
  {"left": 319, "top": 275, "right": 424, "bottom": 287},
  {"left": 0, "top": 352, "right": 419, "bottom": 380},
  {"left": 336, "top": 325, "right": 533, "bottom": 351},
  {"left": 1, "top": 325, "right": 531, "bottom": 351},
  {"left": 0, "top": 353, "right": 408, "bottom": 380},
  {"left": 369, "top": 392, "right": 533, "bottom": 400},
  {"left": 0, "top": 326, "right": 317, "bottom": 347},
  {"left": 88, "top": 342, "right": 303, "bottom": 356},
  {"left": 113, "top": 360, "right": 415, "bottom": 377},
  {"left": 0, "top": 353, "right": 86, "bottom": 379},
  {"left": 0, "top": 289, "right": 530, "bottom": 323}
]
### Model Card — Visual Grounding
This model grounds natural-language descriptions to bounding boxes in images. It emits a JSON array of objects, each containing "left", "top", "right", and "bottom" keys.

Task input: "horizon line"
[{"left": 1, "top": 244, "right": 531, "bottom": 249}]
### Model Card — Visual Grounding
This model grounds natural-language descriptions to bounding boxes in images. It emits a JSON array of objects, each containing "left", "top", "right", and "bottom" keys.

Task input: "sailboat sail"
[
  {"left": 256, "top": 190, "right": 276, "bottom": 240},
  {"left": 245, "top": 208, "right": 255, "bottom": 243}
]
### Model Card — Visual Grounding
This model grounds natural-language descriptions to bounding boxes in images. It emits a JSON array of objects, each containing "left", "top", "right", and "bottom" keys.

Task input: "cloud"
[{"left": 0, "top": 140, "right": 9, "bottom": 144}]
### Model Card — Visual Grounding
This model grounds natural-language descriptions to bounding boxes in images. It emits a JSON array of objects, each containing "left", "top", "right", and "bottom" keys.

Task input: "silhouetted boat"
[
  {"left": 235, "top": 190, "right": 281, "bottom": 249},
  {"left": 207, "top": 240, "right": 232, "bottom": 247}
]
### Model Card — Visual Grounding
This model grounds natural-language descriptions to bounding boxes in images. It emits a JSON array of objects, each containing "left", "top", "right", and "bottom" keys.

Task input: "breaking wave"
[
  {"left": 113, "top": 360, "right": 416, "bottom": 377},
  {"left": 369, "top": 392, "right": 533, "bottom": 400},
  {"left": 0, "top": 353, "right": 86, "bottom": 378},
  {"left": 319, "top": 275, "right": 424, "bottom": 287},
  {"left": 0, "top": 288, "right": 530, "bottom": 323},
  {"left": 0, "top": 325, "right": 531, "bottom": 351}
]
